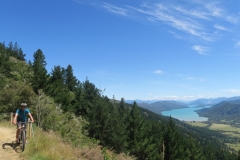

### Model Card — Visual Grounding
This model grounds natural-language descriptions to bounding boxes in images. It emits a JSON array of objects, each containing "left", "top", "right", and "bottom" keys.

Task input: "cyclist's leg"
[
  {"left": 23, "top": 122, "right": 28, "bottom": 143},
  {"left": 16, "top": 122, "right": 21, "bottom": 142}
]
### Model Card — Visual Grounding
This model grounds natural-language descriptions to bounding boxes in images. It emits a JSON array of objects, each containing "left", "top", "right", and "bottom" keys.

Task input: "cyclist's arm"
[
  {"left": 13, "top": 113, "right": 18, "bottom": 124},
  {"left": 28, "top": 113, "right": 34, "bottom": 123}
]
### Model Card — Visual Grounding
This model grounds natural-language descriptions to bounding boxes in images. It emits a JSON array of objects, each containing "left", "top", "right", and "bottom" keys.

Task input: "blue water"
[{"left": 161, "top": 105, "right": 211, "bottom": 121}]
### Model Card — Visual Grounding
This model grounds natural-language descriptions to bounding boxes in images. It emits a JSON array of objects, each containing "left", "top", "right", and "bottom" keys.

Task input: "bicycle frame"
[{"left": 18, "top": 122, "right": 27, "bottom": 152}]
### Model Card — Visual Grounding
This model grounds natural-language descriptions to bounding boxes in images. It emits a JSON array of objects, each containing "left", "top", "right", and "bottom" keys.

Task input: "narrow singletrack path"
[{"left": 0, "top": 126, "right": 24, "bottom": 160}]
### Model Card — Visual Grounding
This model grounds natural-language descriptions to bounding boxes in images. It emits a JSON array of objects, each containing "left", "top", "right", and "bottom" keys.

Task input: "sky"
[{"left": 1, "top": 0, "right": 240, "bottom": 101}]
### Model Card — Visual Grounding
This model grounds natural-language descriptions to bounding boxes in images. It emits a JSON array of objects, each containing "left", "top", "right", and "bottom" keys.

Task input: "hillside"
[
  {"left": 0, "top": 121, "right": 134, "bottom": 160},
  {"left": 196, "top": 100, "right": 240, "bottom": 124},
  {"left": 137, "top": 100, "right": 188, "bottom": 113},
  {"left": 1, "top": 42, "right": 239, "bottom": 160}
]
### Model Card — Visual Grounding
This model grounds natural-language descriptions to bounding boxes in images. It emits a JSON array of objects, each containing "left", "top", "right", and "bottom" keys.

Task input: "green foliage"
[
  {"left": 65, "top": 64, "right": 78, "bottom": 92},
  {"left": 31, "top": 49, "right": 48, "bottom": 93},
  {"left": 1, "top": 41, "right": 239, "bottom": 160},
  {"left": 7, "top": 42, "right": 26, "bottom": 61},
  {"left": 197, "top": 100, "right": 240, "bottom": 124},
  {"left": 0, "top": 79, "right": 36, "bottom": 112},
  {"left": 9, "top": 57, "right": 33, "bottom": 83}
]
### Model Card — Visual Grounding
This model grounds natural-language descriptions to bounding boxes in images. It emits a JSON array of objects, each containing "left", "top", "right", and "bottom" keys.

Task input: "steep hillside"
[
  {"left": 196, "top": 100, "right": 240, "bottom": 123},
  {"left": 1, "top": 42, "right": 239, "bottom": 160}
]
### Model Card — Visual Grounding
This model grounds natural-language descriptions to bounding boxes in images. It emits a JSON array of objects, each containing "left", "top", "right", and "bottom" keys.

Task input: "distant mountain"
[
  {"left": 196, "top": 99, "right": 240, "bottom": 122},
  {"left": 125, "top": 99, "right": 159, "bottom": 104},
  {"left": 137, "top": 100, "right": 189, "bottom": 114},
  {"left": 189, "top": 96, "right": 240, "bottom": 105}
]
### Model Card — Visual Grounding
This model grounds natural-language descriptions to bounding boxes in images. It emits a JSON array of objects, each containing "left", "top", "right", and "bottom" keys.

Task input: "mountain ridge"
[
  {"left": 134, "top": 100, "right": 189, "bottom": 113},
  {"left": 196, "top": 99, "right": 240, "bottom": 123}
]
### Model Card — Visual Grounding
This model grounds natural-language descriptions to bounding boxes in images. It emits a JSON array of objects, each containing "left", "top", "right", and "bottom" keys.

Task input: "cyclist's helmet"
[{"left": 21, "top": 103, "right": 27, "bottom": 107}]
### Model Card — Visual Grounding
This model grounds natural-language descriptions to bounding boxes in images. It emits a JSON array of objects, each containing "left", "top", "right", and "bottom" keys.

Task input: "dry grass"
[
  {"left": 20, "top": 126, "right": 134, "bottom": 160},
  {"left": 0, "top": 120, "right": 14, "bottom": 128},
  {"left": 185, "top": 121, "right": 208, "bottom": 127},
  {"left": 226, "top": 143, "right": 240, "bottom": 152},
  {"left": 22, "top": 127, "right": 78, "bottom": 160},
  {"left": 77, "top": 146, "right": 104, "bottom": 160},
  {"left": 209, "top": 123, "right": 240, "bottom": 132},
  {"left": 0, "top": 119, "right": 135, "bottom": 159}
]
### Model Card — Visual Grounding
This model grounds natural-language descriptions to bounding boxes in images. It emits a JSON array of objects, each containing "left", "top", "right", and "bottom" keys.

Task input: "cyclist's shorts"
[{"left": 17, "top": 122, "right": 27, "bottom": 128}]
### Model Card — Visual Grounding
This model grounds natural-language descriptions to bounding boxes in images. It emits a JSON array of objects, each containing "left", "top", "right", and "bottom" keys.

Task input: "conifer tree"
[
  {"left": 65, "top": 64, "right": 78, "bottom": 92},
  {"left": 238, "top": 150, "right": 240, "bottom": 160},
  {"left": 46, "top": 65, "right": 73, "bottom": 110},
  {"left": 72, "top": 82, "right": 83, "bottom": 115},
  {"left": 31, "top": 49, "right": 48, "bottom": 93},
  {"left": 80, "top": 79, "right": 100, "bottom": 118},
  {"left": 109, "top": 98, "right": 129, "bottom": 153},
  {"left": 0, "top": 43, "right": 11, "bottom": 78},
  {"left": 128, "top": 101, "right": 148, "bottom": 159},
  {"left": 163, "top": 117, "right": 185, "bottom": 160},
  {"left": 86, "top": 96, "right": 112, "bottom": 145},
  {"left": 186, "top": 135, "right": 205, "bottom": 160},
  {"left": 7, "top": 42, "right": 26, "bottom": 61}
]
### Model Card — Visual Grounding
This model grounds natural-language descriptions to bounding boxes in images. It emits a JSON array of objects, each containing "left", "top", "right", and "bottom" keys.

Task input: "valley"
[
  {"left": 133, "top": 97, "right": 240, "bottom": 152},
  {"left": 186, "top": 121, "right": 240, "bottom": 151}
]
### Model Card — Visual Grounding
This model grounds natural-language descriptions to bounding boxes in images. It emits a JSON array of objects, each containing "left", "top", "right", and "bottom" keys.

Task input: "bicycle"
[{"left": 17, "top": 122, "right": 27, "bottom": 152}]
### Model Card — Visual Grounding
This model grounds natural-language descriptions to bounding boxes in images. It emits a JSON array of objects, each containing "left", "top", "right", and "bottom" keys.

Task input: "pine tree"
[
  {"left": 79, "top": 79, "right": 100, "bottom": 118},
  {"left": 46, "top": 65, "right": 72, "bottom": 110},
  {"left": 65, "top": 64, "right": 78, "bottom": 92},
  {"left": 128, "top": 101, "right": 148, "bottom": 159},
  {"left": 86, "top": 96, "right": 112, "bottom": 145},
  {"left": 31, "top": 49, "right": 48, "bottom": 93},
  {"left": 7, "top": 42, "right": 26, "bottom": 61},
  {"left": 163, "top": 117, "right": 185, "bottom": 160},
  {"left": 0, "top": 42, "right": 11, "bottom": 78},
  {"left": 238, "top": 150, "right": 240, "bottom": 160},
  {"left": 109, "top": 98, "right": 129, "bottom": 153}
]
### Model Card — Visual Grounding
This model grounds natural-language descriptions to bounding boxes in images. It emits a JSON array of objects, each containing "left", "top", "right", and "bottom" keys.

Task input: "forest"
[
  {"left": 0, "top": 41, "right": 240, "bottom": 160},
  {"left": 196, "top": 100, "right": 240, "bottom": 126}
]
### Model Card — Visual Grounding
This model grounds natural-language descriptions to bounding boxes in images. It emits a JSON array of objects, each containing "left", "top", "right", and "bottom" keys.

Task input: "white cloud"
[
  {"left": 173, "top": 6, "right": 210, "bottom": 20},
  {"left": 222, "top": 89, "right": 240, "bottom": 94},
  {"left": 129, "top": 4, "right": 210, "bottom": 41},
  {"left": 214, "top": 24, "right": 230, "bottom": 32},
  {"left": 182, "top": 96, "right": 195, "bottom": 100},
  {"left": 153, "top": 95, "right": 204, "bottom": 101},
  {"left": 153, "top": 70, "right": 162, "bottom": 74},
  {"left": 153, "top": 95, "right": 179, "bottom": 100},
  {"left": 226, "top": 16, "right": 239, "bottom": 24},
  {"left": 192, "top": 45, "right": 207, "bottom": 55},
  {"left": 204, "top": 2, "right": 224, "bottom": 17},
  {"left": 89, "top": 1, "right": 240, "bottom": 46},
  {"left": 102, "top": 3, "right": 128, "bottom": 16},
  {"left": 236, "top": 41, "right": 240, "bottom": 47},
  {"left": 186, "top": 76, "right": 205, "bottom": 82}
]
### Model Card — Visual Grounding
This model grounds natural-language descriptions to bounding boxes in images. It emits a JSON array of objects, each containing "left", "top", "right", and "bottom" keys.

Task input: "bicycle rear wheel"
[{"left": 20, "top": 130, "right": 26, "bottom": 151}]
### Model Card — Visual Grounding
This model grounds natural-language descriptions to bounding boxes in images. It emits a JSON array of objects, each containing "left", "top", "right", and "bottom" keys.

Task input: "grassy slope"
[{"left": 0, "top": 120, "right": 135, "bottom": 160}]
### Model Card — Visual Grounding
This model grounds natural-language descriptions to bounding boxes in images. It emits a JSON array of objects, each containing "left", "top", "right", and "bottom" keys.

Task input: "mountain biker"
[{"left": 13, "top": 103, "right": 34, "bottom": 142}]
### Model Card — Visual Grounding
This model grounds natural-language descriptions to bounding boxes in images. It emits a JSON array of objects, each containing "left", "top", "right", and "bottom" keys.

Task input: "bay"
[{"left": 161, "top": 105, "right": 211, "bottom": 121}]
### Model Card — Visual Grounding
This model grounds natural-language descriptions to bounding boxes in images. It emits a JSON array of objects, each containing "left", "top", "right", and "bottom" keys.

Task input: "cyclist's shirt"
[{"left": 16, "top": 108, "right": 30, "bottom": 122}]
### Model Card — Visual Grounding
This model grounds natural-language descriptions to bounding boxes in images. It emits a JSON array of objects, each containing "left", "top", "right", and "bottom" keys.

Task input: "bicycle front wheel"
[{"left": 20, "top": 130, "right": 26, "bottom": 152}]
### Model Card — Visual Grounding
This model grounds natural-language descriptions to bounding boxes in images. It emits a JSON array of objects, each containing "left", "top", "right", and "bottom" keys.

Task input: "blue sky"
[{"left": 1, "top": 0, "right": 240, "bottom": 101}]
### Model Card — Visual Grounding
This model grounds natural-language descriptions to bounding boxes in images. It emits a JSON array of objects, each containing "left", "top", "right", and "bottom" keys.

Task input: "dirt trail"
[{"left": 0, "top": 126, "right": 24, "bottom": 160}]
